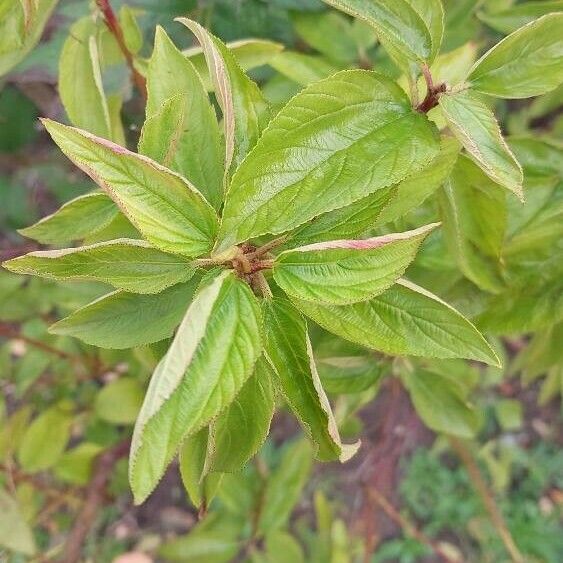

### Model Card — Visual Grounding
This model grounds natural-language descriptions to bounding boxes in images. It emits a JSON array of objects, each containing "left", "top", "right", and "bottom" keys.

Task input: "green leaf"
[
  {"left": 288, "top": 188, "right": 395, "bottom": 246},
  {"left": 42, "top": 119, "right": 219, "bottom": 258},
  {"left": 268, "top": 51, "right": 338, "bottom": 86},
  {"left": 494, "top": 399, "right": 523, "bottom": 431},
  {"left": 293, "top": 11, "right": 363, "bottom": 64},
  {"left": 129, "top": 271, "right": 262, "bottom": 504},
  {"left": 438, "top": 155, "right": 507, "bottom": 293},
  {"left": 402, "top": 369, "right": 480, "bottom": 437},
  {"left": 439, "top": 90, "right": 523, "bottom": 200},
  {"left": 258, "top": 439, "right": 312, "bottom": 534},
  {"left": 4, "top": 239, "right": 197, "bottom": 294},
  {"left": 179, "top": 428, "right": 223, "bottom": 509},
  {"left": 478, "top": 1, "right": 563, "bottom": 35},
  {"left": 177, "top": 18, "right": 270, "bottom": 175},
  {"left": 0, "top": 406, "right": 31, "bottom": 462},
  {"left": 58, "top": 18, "right": 112, "bottom": 139},
  {"left": 321, "top": 0, "right": 434, "bottom": 63},
  {"left": 274, "top": 223, "right": 439, "bottom": 305},
  {"left": 95, "top": 377, "right": 145, "bottom": 425},
  {"left": 0, "top": 489, "right": 36, "bottom": 555},
  {"left": 17, "top": 402, "right": 73, "bottom": 473},
  {"left": 217, "top": 70, "right": 439, "bottom": 251},
  {"left": 264, "top": 531, "right": 305, "bottom": 563},
  {"left": 54, "top": 443, "right": 103, "bottom": 485},
  {"left": 18, "top": 192, "right": 119, "bottom": 245},
  {"left": 262, "top": 298, "right": 359, "bottom": 461},
  {"left": 375, "top": 137, "right": 460, "bottom": 226},
  {"left": 208, "top": 356, "right": 275, "bottom": 472},
  {"left": 295, "top": 279, "right": 500, "bottom": 365},
  {"left": 119, "top": 5, "right": 142, "bottom": 54},
  {"left": 144, "top": 27, "right": 224, "bottom": 209},
  {"left": 185, "top": 38, "right": 284, "bottom": 89},
  {"left": 468, "top": 13, "right": 563, "bottom": 98},
  {"left": 317, "top": 353, "right": 386, "bottom": 394},
  {"left": 0, "top": 0, "right": 57, "bottom": 77},
  {"left": 476, "top": 277, "right": 563, "bottom": 334},
  {"left": 49, "top": 280, "right": 198, "bottom": 349}
]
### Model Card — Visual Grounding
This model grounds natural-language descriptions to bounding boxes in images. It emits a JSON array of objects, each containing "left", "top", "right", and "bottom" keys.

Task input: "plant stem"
[
  {"left": 366, "top": 487, "right": 458, "bottom": 563},
  {"left": 416, "top": 64, "right": 446, "bottom": 114},
  {"left": 246, "top": 235, "right": 288, "bottom": 260},
  {"left": 448, "top": 437, "right": 524, "bottom": 563},
  {"left": 94, "top": 0, "right": 147, "bottom": 102}
]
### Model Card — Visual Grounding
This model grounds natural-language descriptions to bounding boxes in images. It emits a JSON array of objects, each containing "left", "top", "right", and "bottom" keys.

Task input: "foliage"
[{"left": 0, "top": 0, "right": 562, "bottom": 560}]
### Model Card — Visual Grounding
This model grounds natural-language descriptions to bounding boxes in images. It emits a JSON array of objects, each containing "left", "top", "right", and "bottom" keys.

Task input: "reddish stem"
[
  {"left": 95, "top": 0, "right": 147, "bottom": 102},
  {"left": 416, "top": 64, "right": 446, "bottom": 114}
]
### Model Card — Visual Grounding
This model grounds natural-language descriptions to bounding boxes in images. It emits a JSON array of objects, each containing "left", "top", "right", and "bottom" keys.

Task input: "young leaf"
[
  {"left": 258, "top": 439, "right": 313, "bottom": 534},
  {"left": 288, "top": 188, "right": 395, "bottom": 246},
  {"left": 95, "top": 378, "right": 144, "bottom": 425},
  {"left": 321, "top": 0, "right": 434, "bottom": 63},
  {"left": 439, "top": 90, "right": 523, "bottom": 200},
  {"left": 0, "top": 490, "right": 36, "bottom": 556},
  {"left": 178, "top": 428, "right": 222, "bottom": 509},
  {"left": 42, "top": 120, "right": 219, "bottom": 258},
  {"left": 177, "top": 17, "right": 270, "bottom": 175},
  {"left": 130, "top": 271, "right": 262, "bottom": 504},
  {"left": 269, "top": 51, "right": 338, "bottom": 86},
  {"left": 4, "top": 239, "right": 196, "bottom": 294},
  {"left": 217, "top": 70, "right": 439, "bottom": 251},
  {"left": 273, "top": 223, "right": 439, "bottom": 305},
  {"left": 58, "top": 18, "right": 112, "bottom": 139},
  {"left": 402, "top": 369, "right": 480, "bottom": 438},
  {"left": 144, "top": 27, "right": 224, "bottom": 208},
  {"left": 17, "top": 403, "right": 73, "bottom": 473},
  {"left": 478, "top": 1, "right": 563, "bottom": 35},
  {"left": 295, "top": 279, "right": 500, "bottom": 366},
  {"left": 438, "top": 155, "right": 507, "bottom": 293},
  {"left": 207, "top": 356, "right": 275, "bottom": 472},
  {"left": 375, "top": 137, "right": 460, "bottom": 226},
  {"left": 18, "top": 192, "right": 119, "bottom": 245},
  {"left": 262, "top": 298, "right": 359, "bottom": 462},
  {"left": 468, "top": 13, "right": 563, "bottom": 98},
  {"left": 49, "top": 280, "right": 198, "bottom": 349}
]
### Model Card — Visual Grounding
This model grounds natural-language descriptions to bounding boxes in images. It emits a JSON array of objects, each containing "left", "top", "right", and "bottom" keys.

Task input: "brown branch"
[
  {"left": 94, "top": 0, "right": 147, "bottom": 102},
  {"left": 448, "top": 437, "right": 524, "bottom": 563},
  {"left": 416, "top": 64, "right": 446, "bottom": 114},
  {"left": 62, "top": 439, "right": 131, "bottom": 563},
  {"left": 0, "top": 323, "right": 78, "bottom": 362},
  {"left": 366, "top": 487, "right": 457, "bottom": 563}
]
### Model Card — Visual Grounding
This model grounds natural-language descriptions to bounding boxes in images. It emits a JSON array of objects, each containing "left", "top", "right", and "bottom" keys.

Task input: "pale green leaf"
[
  {"left": 288, "top": 188, "right": 395, "bottom": 246},
  {"left": 95, "top": 377, "right": 144, "bottom": 425},
  {"left": 4, "top": 239, "right": 196, "bottom": 294},
  {"left": 144, "top": 27, "right": 224, "bottom": 208},
  {"left": 177, "top": 17, "right": 270, "bottom": 175},
  {"left": 274, "top": 223, "right": 439, "bottom": 305},
  {"left": 478, "top": 1, "right": 563, "bottom": 35},
  {"left": 179, "top": 428, "right": 222, "bottom": 509},
  {"left": 0, "top": 0, "right": 57, "bottom": 77},
  {"left": 263, "top": 298, "right": 359, "bottom": 461},
  {"left": 217, "top": 70, "right": 439, "bottom": 251},
  {"left": 49, "top": 280, "right": 198, "bottom": 349},
  {"left": 268, "top": 51, "right": 338, "bottom": 86},
  {"left": 119, "top": 5, "right": 142, "bottom": 54},
  {"left": 54, "top": 443, "right": 103, "bottom": 485},
  {"left": 402, "top": 369, "right": 480, "bottom": 437},
  {"left": 258, "top": 439, "right": 313, "bottom": 534},
  {"left": 159, "top": 528, "right": 241, "bottom": 563},
  {"left": 439, "top": 90, "right": 523, "bottom": 199},
  {"left": 295, "top": 279, "right": 500, "bottom": 365},
  {"left": 321, "top": 0, "right": 433, "bottom": 63},
  {"left": 317, "top": 354, "right": 386, "bottom": 394},
  {"left": 375, "top": 137, "right": 460, "bottom": 226},
  {"left": 18, "top": 192, "right": 118, "bottom": 245},
  {"left": 130, "top": 271, "right": 262, "bottom": 504},
  {"left": 42, "top": 119, "right": 219, "bottom": 257},
  {"left": 468, "top": 13, "right": 563, "bottom": 99},
  {"left": 17, "top": 402, "right": 72, "bottom": 473},
  {"left": 58, "top": 17, "right": 112, "bottom": 138},
  {"left": 264, "top": 531, "right": 305, "bottom": 563},
  {"left": 0, "top": 489, "right": 36, "bottom": 555},
  {"left": 438, "top": 155, "right": 507, "bottom": 293},
  {"left": 208, "top": 356, "right": 275, "bottom": 472},
  {"left": 185, "top": 38, "right": 284, "bottom": 89}
]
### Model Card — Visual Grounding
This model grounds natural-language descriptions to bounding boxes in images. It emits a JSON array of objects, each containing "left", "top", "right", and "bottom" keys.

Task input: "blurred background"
[{"left": 0, "top": 1, "right": 561, "bottom": 561}]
